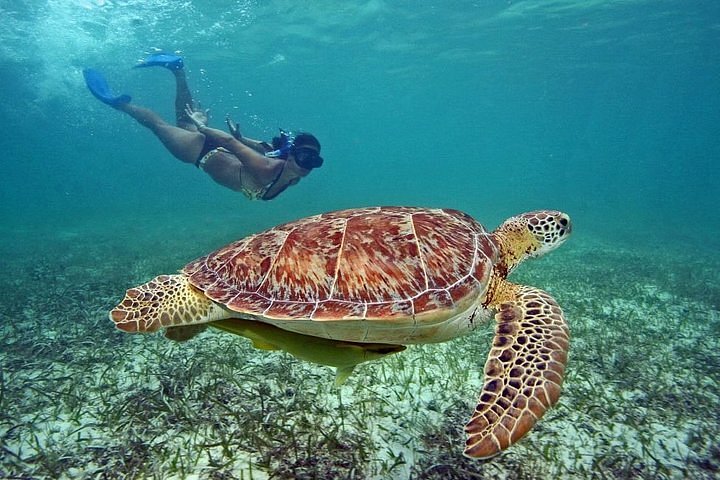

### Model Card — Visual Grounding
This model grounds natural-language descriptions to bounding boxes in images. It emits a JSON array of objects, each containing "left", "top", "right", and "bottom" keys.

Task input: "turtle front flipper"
[
  {"left": 110, "top": 275, "right": 228, "bottom": 333},
  {"left": 464, "top": 285, "right": 569, "bottom": 458}
]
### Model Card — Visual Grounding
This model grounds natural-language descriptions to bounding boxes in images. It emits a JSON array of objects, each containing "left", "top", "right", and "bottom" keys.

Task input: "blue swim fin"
[
  {"left": 133, "top": 53, "right": 184, "bottom": 70},
  {"left": 82, "top": 68, "right": 131, "bottom": 107}
]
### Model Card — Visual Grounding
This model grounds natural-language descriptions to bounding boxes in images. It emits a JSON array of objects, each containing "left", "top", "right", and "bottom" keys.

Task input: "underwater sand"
[{"left": 1, "top": 214, "right": 718, "bottom": 479}]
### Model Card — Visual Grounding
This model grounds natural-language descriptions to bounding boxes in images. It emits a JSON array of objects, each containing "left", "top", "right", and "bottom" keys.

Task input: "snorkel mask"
[{"left": 266, "top": 129, "right": 324, "bottom": 169}]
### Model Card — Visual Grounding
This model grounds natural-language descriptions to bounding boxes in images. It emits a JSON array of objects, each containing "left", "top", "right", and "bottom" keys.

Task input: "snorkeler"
[{"left": 82, "top": 53, "right": 323, "bottom": 200}]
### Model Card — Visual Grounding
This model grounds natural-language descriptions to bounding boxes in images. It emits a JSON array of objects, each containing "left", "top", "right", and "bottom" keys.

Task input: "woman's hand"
[
  {"left": 184, "top": 104, "right": 210, "bottom": 129},
  {"left": 226, "top": 115, "right": 242, "bottom": 139}
]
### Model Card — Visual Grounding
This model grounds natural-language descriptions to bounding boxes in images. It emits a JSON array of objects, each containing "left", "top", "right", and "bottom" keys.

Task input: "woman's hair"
[
  {"left": 270, "top": 131, "right": 321, "bottom": 154},
  {"left": 293, "top": 132, "right": 321, "bottom": 151}
]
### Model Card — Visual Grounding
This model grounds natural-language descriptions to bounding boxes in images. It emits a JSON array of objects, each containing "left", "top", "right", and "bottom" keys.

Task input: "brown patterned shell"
[{"left": 182, "top": 206, "right": 498, "bottom": 329}]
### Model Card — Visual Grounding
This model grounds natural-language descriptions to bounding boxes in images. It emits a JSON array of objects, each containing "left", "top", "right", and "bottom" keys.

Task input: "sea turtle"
[{"left": 110, "top": 206, "right": 571, "bottom": 458}]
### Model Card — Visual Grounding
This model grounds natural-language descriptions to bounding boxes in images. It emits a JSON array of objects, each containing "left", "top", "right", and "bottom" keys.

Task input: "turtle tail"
[
  {"left": 464, "top": 284, "right": 569, "bottom": 458},
  {"left": 109, "top": 274, "right": 228, "bottom": 333}
]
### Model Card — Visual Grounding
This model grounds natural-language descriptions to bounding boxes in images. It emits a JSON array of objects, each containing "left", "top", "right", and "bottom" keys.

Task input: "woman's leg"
[
  {"left": 173, "top": 69, "right": 200, "bottom": 130},
  {"left": 117, "top": 103, "right": 205, "bottom": 165}
]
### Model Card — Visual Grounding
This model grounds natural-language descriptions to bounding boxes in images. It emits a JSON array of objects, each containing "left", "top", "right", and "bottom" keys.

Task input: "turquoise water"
[{"left": 1, "top": 1, "right": 719, "bottom": 478}]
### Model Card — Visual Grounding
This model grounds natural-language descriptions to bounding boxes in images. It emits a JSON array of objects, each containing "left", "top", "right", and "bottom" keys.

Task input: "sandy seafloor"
[{"left": 1, "top": 211, "right": 718, "bottom": 480}]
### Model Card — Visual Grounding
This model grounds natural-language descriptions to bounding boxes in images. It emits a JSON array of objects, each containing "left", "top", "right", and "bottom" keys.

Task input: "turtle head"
[
  {"left": 493, "top": 210, "right": 572, "bottom": 274},
  {"left": 518, "top": 210, "right": 572, "bottom": 257}
]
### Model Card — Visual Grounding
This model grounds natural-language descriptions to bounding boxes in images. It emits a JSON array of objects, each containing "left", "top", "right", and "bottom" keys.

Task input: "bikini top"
[{"left": 198, "top": 147, "right": 298, "bottom": 201}]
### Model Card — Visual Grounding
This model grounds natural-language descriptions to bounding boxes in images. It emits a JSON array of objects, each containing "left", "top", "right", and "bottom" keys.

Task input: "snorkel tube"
[{"left": 265, "top": 129, "right": 295, "bottom": 159}]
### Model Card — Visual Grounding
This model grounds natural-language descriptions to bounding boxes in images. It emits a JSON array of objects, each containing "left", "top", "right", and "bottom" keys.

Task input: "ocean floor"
[{"left": 1, "top": 217, "right": 719, "bottom": 479}]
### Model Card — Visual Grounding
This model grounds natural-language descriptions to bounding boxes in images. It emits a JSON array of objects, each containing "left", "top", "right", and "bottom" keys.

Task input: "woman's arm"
[
  {"left": 226, "top": 116, "right": 273, "bottom": 155},
  {"left": 185, "top": 106, "right": 279, "bottom": 178}
]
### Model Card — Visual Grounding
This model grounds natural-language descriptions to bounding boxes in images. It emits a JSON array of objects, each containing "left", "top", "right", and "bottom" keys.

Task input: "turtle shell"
[{"left": 183, "top": 207, "right": 499, "bottom": 343}]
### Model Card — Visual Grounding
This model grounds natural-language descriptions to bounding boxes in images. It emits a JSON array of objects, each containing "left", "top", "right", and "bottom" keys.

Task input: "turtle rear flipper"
[
  {"left": 464, "top": 285, "right": 569, "bottom": 458},
  {"left": 165, "top": 325, "right": 209, "bottom": 342},
  {"left": 109, "top": 274, "right": 227, "bottom": 333}
]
